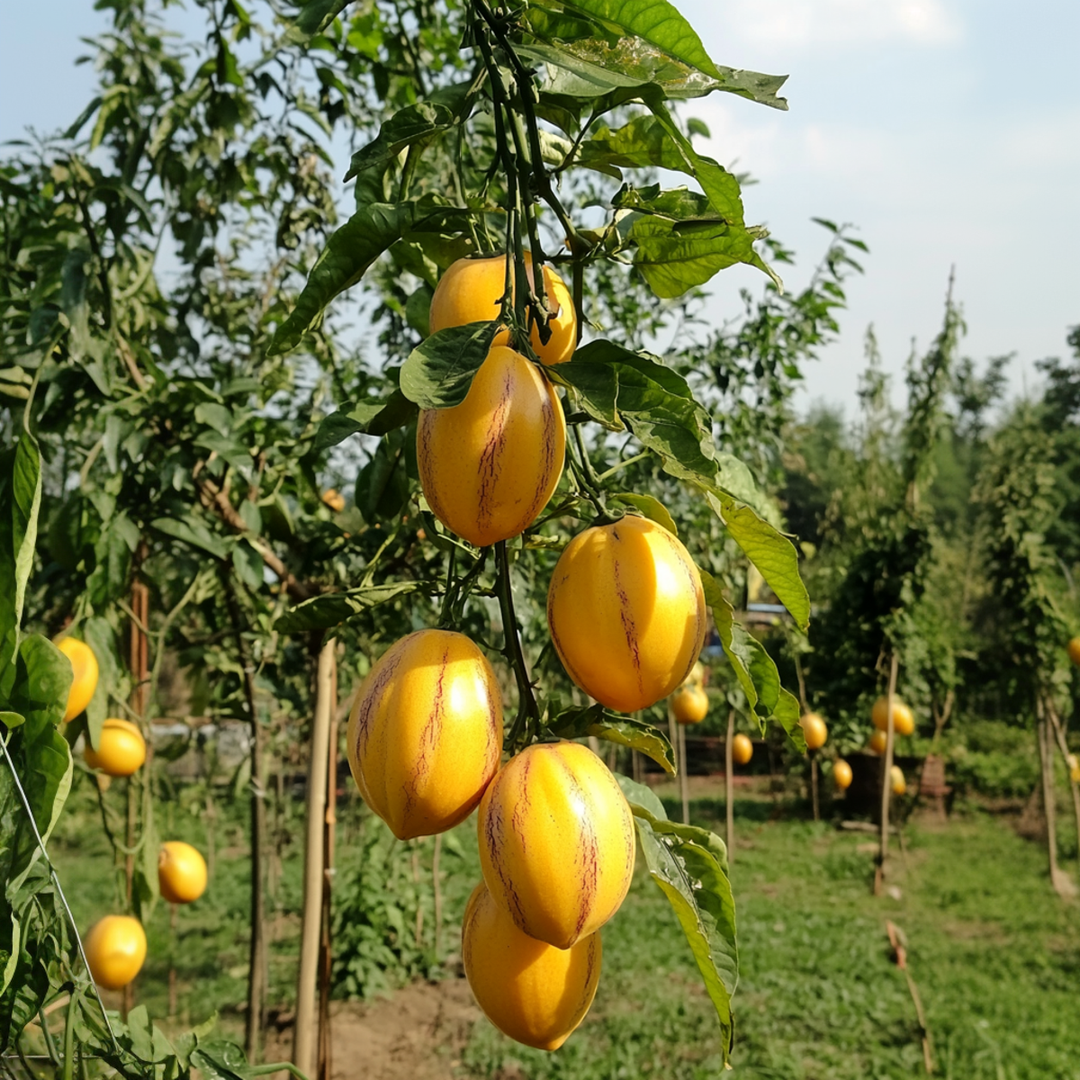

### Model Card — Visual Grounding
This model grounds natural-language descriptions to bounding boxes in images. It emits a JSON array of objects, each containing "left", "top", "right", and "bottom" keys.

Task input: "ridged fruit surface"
[
  {"left": 868, "top": 729, "right": 887, "bottom": 755},
  {"left": 346, "top": 629, "right": 503, "bottom": 840},
  {"left": 547, "top": 516, "right": 706, "bottom": 713},
  {"left": 56, "top": 637, "right": 99, "bottom": 723},
  {"left": 85, "top": 915, "right": 147, "bottom": 990},
  {"left": 1069, "top": 636, "right": 1080, "bottom": 667},
  {"left": 429, "top": 254, "right": 577, "bottom": 365},
  {"left": 672, "top": 683, "right": 708, "bottom": 724},
  {"left": 84, "top": 719, "right": 146, "bottom": 777},
  {"left": 871, "top": 696, "right": 915, "bottom": 736},
  {"left": 478, "top": 741, "right": 634, "bottom": 950},
  {"left": 833, "top": 759, "right": 853, "bottom": 790},
  {"left": 800, "top": 712, "right": 828, "bottom": 750},
  {"left": 890, "top": 765, "right": 907, "bottom": 795},
  {"left": 732, "top": 733, "right": 754, "bottom": 765},
  {"left": 158, "top": 841, "right": 208, "bottom": 904},
  {"left": 417, "top": 345, "right": 565, "bottom": 548},
  {"left": 462, "top": 882, "right": 601, "bottom": 1051}
]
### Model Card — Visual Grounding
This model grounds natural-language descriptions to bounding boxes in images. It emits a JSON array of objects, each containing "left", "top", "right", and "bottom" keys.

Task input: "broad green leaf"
[
  {"left": 610, "top": 493, "right": 678, "bottom": 536},
  {"left": 313, "top": 391, "right": 418, "bottom": 452},
  {"left": 275, "top": 581, "right": 433, "bottom": 633},
  {"left": 706, "top": 492, "right": 810, "bottom": 630},
  {"left": 549, "top": 703, "right": 674, "bottom": 773},
  {"left": 560, "top": 0, "right": 723, "bottom": 79},
  {"left": 345, "top": 99, "right": 463, "bottom": 182},
  {"left": 0, "top": 713, "right": 24, "bottom": 728},
  {"left": 701, "top": 572, "right": 805, "bottom": 746},
  {"left": 0, "top": 437, "right": 42, "bottom": 696},
  {"left": 616, "top": 774, "right": 737, "bottom": 1058},
  {"left": 81, "top": 617, "right": 118, "bottom": 750},
  {"left": 400, "top": 322, "right": 499, "bottom": 409},
  {"left": 269, "top": 202, "right": 422, "bottom": 355},
  {"left": 150, "top": 517, "right": 231, "bottom": 561},
  {"left": 286, "top": 0, "right": 352, "bottom": 42}
]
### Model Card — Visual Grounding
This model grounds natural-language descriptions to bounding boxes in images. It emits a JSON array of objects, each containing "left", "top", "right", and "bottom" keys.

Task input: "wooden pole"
[
  {"left": 810, "top": 753, "right": 820, "bottom": 822},
  {"left": 725, "top": 708, "right": 735, "bottom": 866},
  {"left": 1036, "top": 697, "right": 1068, "bottom": 896},
  {"left": 678, "top": 723, "right": 690, "bottom": 825},
  {"left": 874, "top": 653, "right": 899, "bottom": 896},
  {"left": 294, "top": 639, "right": 336, "bottom": 1079},
  {"left": 317, "top": 650, "right": 338, "bottom": 1080},
  {"left": 1047, "top": 702, "right": 1080, "bottom": 874}
]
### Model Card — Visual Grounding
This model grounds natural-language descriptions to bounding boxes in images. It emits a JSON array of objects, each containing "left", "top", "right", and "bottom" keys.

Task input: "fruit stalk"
[{"left": 495, "top": 540, "right": 539, "bottom": 752}]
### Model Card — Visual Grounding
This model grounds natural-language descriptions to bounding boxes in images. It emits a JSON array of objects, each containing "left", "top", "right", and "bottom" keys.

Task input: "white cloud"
[{"left": 722, "top": 0, "right": 963, "bottom": 49}]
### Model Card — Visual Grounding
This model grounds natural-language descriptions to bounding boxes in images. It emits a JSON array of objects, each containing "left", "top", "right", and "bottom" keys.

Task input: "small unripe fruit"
[
  {"left": 346, "top": 630, "right": 503, "bottom": 840},
  {"left": 800, "top": 712, "right": 828, "bottom": 751},
  {"left": 84, "top": 719, "right": 146, "bottom": 777},
  {"left": 732, "top": 733, "right": 753, "bottom": 766},
  {"left": 56, "top": 637, "right": 99, "bottom": 723},
  {"left": 833, "top": 759, "right": 853, "bottom": 790},
  {"left": 548, "top": 516, "right": 706, "bottom": 713},
  {"left": 672, "top": 684, "right": 708, "bottom": 724},
  {"left": 478, "top": 741, "right": 634, "bottom": 950},
  {"left": 462, "top": 882, "right": 601, "bottom": 1051},
  {"left": 158, "top": 841, "right": 208, "bottom": 904},
  {"left": 871, "top": 696, "right": 915, "bottom": 736},
  {"left": 84, "top": 915, "right": 147, "bottom": 990}
]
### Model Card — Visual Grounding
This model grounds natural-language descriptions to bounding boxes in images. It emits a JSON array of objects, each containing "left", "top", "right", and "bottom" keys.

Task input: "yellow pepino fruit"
[
  {"left": 417, "top": 345, "right": 566, "bottom": 548},
  {"left": 732, "top": 733, "right": 754, "bottom": 766},
  {"left": 84, "top": 915, "right": 147, "bottom": 991},
  {"left": 478, "top": 741, "right": 635, "bottom": 950},
  {"left": 671, "top": 683, "right": 708, "bottom": 724},
  {"left": 1068, "top": 636, "right": 1080, "bottom": 667},
  {"left": 429, "top": 254, "right": 577, "bottom": 366},
  {"left": 158, "top": 841, "right": 208, "bottom": 904},
  {"left": 890, "top": 765, "right": 907, "bottom": 796},
  {"left": 84, "top": 719, "right": 146, "bottom": 777},
  {"left": 547, "top": 515, "right": 707, "bottom": 713},
  {"left": 56, "top": 637, "right": 99, "bottom": 723},
  {"left": 346, "top": 629, "right": 503, "bottom": 840},
  {"left": 462, "top": 882, "right": 601, "bottom": 1051},
  {"left": 871, "top": 696, "right": 915, "bottom": 736},
  {"left": 833, "top": 759, "right": 853, "bottom": 790},
  {"left": 868, "top": 729, "right": 888, "bottom": 755},
  {"left": 800, "top": 712, "right": 828, "bottom": 751}
]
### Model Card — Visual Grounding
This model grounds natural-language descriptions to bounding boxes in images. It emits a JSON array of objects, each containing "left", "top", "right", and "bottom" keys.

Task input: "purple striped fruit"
[
  {"left": 416, "top": 344, "right": 566, "bottom": 548},
  {"left": 547, "top": 515, "right": 707, "bottom": 712},
  {"left": 462, "top": 881, "right": 601, "bottom": 1051},
  {"left": 477, "top": 741, "right": 635, "bottom": 950},
  {"left": 345, "top": 629, "right": 503, "bottom": 840}
]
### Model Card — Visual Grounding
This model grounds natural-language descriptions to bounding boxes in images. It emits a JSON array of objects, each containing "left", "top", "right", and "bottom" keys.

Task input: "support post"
[
  {"left": 874, "top": 653, "right": 899, "bottom": 896},
  {"left": 725, "top": 708, "right": 735, "bottom": 866}
]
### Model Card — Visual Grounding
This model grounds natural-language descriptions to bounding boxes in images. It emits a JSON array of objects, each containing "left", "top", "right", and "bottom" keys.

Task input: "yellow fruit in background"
[
  {"left": 871, "top": 696, "right": 915, "bottom": 736},
  {"left": 462, "top": 882, "right": 600, "bottom": 1051},
  {"left": 346, "top": 629, "right": 503, "bottom": 840},
  {"left": 478, "top": 741, "right": 634, "bottom": 950},
  {"left": 868, "top": 729, "right": 888, "bottom": 755},
  {"left": 158, "top": 841, "right": 208, "bottom": 904},
  {"left": 321, "top": 488, "right": 345, "bottom": 512},
  {"left": 732, "top": 732, "right": 754, "bottom": 766},
  {"left": 417, "top": 345, "right": 565, "bottom": 548},
  {"left": 429, "top": 254, "right": 577, "bottom": 366},
  {"left": 833, "top": 759, "right": 853, "bottom": 790},
  {"left": 547, "top": 516, "right": 707, "bottom": 713},
  {"left": 56, "top": 637, "right": 99, "bottom": 723},
  {"left": 672, "top": 684, "right": 708, "bottom": 724},
  {"left": 84, "top": 719, "right": 146, "bottom": 777},
  {"left": 84, "top": 915, "right": 146, "bottom": 991},
  {"left": 687, "top": 660, "right": 706, "bottom": 687},
  {"left": 890, "top": 765, "right": 907, "bottom": 796},
  {"left": 800, "top": 712, "right": 828, "bottom": 750},
  {"left": 1068, "top": 636, "right": 1080, "bottom": 667}
]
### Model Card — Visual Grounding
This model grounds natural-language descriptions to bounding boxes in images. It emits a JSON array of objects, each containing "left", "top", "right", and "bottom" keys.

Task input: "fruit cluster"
[
  {"left": 55, "top": 638, "right": 209, "bottom": 991},
  {"left": 345, "top": 254, "right": 711, "bottom": 1049}
]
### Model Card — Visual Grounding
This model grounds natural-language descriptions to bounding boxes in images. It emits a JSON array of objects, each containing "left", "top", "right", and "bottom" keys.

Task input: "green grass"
[{"left": 49, "top": 776, "right": 1080, "bottom": 1080}]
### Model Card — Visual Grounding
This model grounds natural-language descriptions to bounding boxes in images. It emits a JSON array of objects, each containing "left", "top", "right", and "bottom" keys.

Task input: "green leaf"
[
  {"left": 286, "top": 0, "right": 353, "bottom": 42},
  {"left": 269, "top": 202, "right": 423, "bottom": 355},
  {"left": 150, "top": 517, "right": 231, "bottom": 561},
  {"left": 400, "top": 322, "right": 499, "bottom": 409},
  {"left": 312, "top": 391, "right": 418, "bottom": 452},
  {"left": 345, "top": 100, "right": 461, "bottom": 183},
  {"left": 616, "top": 774, "right": 737, "bottom": 1058},
  {"left": 81, "top": 617, "right": 118, "bottom": 750},
  {"left": 0, "top": 713, "right": 24, "bottom": 729},
  {"left": 0, "top": 437, "right": 43, "bottom": 697},
  {"left": 275, "top": 581, "right": 433, "bottom": 634},
  {"left": 701, "top": 571, "right": 805, "bottom": 746},
  {"left": 549, "top": 703, "right": 674, "bottom": 774},
  {"left": 610, "top": 493, "right": 678, "bottom": 536},
  {"left": 560, "top": 0, "right": 723, "bottom": 79}
]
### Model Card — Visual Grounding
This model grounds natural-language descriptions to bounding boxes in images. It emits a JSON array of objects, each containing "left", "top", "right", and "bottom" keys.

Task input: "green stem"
[
  {"left": 494, "top": 540, "right": 539, "bottom": 751},
  {"left": 597, "top": 452, "right": 651, "bottom": 482},
  {"left": 39, "top": 1007, "right": 60, "bottom": 1066},
  {"left": 437, "top": 546, "right": 458, "bottom": 626},
  {"left": 63, "top": 990, "right": 82, "bottom": 1080}
]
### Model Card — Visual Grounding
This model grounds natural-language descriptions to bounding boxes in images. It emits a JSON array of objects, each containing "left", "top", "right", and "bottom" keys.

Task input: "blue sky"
[{"left": 2, "top": 0, "right": 1077, "bottom": 416}]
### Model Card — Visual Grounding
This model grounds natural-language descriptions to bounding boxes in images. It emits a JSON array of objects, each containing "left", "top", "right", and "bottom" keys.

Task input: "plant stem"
[{"left": 494, "top": 540, "right": 539, "bottom": 751}]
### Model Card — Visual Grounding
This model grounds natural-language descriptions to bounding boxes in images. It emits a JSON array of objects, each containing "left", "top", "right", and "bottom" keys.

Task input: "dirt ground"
[{"left": 266, "top": 979, "right": 480, "bottom": 1080}]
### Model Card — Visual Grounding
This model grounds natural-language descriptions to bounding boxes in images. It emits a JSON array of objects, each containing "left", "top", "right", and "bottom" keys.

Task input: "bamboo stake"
[
  {"left": 874, "top": 653, "right": 899, "bottom": 896},
  {"left": 1036, "top": 698, "right": 1068, "bottom": 897},
  {"left": 1046, "top": 702, "right": 1080, "bottom": 874},
  {"left": 725, "top": 709, "right": 735, "bottom": 866},
  {"left": 294, "top": 639, "right": 335, "bottom": 1078},
  {"left": 318, "top": 650, "right": 339, "bottom": 1080}
]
